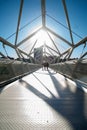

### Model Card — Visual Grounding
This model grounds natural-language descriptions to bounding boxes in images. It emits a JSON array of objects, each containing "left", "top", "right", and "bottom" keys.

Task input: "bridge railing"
[
  {"left": 0, "top": 59, "right": 41, "bottom": 86},
  {"left": 49, "top": 59, "right": 87, "bottom": 83}
]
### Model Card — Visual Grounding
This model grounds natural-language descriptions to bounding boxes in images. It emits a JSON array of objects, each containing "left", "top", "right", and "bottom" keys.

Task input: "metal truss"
[{"left": 0, "top": 0, "right": 87, "bottom": 64}]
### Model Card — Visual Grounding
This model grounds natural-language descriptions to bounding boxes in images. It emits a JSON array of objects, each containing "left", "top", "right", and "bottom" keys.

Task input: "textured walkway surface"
[{"left": 0, "top": 69, "right": 87, "bottom": 130}]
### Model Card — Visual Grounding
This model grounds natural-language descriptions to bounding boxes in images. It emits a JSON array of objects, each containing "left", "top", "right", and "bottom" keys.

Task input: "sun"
[{"left": 35, "top": 29, "right": 51, "bottom": 47}]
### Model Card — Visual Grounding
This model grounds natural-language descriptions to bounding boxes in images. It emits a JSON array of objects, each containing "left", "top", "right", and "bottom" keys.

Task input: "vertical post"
[
  {"left": 15, "top": 48, "right": 22, "bottom": 60},
  {"left": 67, "top": 47, "right": 74, "bottom": 60},
  {"left": 41, "top": 0, "right": 46, "bottom": 27}
]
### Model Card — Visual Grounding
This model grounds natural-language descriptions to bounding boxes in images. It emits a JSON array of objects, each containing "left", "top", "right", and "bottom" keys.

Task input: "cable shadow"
[
  {"left": 19, "top": 78, "right": 48, "bottom": 99},
  {"left": 32, "top": 73, "right": 56, "bottom": 98},
  {"left": 19, "top": 70, "right": 87, "bottom": 130},
  {"left": 0, "top": 87, "right": 5, "bottom": 93},
  {"left": 48, "top": 70, "right": 87, "bottom": 129},
  {"left": 34, "top": 69, "right": 56, "bottom": 75}
]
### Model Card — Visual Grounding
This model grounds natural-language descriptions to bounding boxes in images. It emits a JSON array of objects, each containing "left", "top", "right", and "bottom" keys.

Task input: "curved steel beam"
[
  {"left": 62, "top": 0, "right": 74, "bottom": 45},
  {"left": 15, "top": 0, "right": 24, "bottom": 45},
  {"left": 0, "top": 37, "right": 15, "bottom": 49},
  {"left": 41, "top": 0, "right": 46, "bottom": 27},
  {"left": 74, "top": 37, "right": 87, "bottom": 48}
]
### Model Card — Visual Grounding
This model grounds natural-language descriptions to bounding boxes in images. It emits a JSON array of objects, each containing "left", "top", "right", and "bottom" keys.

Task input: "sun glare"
[{"left": 35, "top": 29, "right": 52, "bottom": 47}]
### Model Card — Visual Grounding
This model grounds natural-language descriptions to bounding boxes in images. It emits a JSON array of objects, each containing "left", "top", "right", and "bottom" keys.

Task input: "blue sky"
[{"left": 0, "top": 0, "right": 87, "bottom": 58}]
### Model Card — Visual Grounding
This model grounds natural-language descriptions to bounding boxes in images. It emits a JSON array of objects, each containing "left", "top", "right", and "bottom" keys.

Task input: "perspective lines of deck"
[{"left": 0, "top": 69, "right": 87, "bottom": 130}]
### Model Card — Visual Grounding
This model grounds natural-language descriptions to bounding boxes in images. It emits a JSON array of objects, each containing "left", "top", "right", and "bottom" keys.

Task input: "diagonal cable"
[
  {"left": 46, "top": 14, "right": 82, "bottom": 39},
  {"left": 46, "top": 30, "right": 61, "bottom": 55}
]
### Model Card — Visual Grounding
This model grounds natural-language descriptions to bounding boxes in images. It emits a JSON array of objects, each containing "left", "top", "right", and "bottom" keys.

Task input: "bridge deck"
[{"left": 0, "top": 69, "right": 87, "bottom": 130}]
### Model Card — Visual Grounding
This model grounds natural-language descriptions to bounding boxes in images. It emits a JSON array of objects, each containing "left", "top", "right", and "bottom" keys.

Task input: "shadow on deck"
[{"left": 0, "top": 69, "right": 87, "bottom": 130}]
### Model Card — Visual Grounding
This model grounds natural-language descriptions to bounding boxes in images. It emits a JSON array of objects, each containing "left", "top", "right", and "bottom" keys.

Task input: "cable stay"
[{"left": 46, "top": 14, "right": 82, "bottom": 39}]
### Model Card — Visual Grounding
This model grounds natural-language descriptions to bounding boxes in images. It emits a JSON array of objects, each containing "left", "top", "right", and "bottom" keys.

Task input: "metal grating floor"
[{"left": 0, "top": 69, "right": 87, "bottom": 130}]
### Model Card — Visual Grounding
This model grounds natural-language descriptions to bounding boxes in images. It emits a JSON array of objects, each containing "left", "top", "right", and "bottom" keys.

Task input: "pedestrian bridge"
[
  {"left": 0, "top": 68, "right": 87, "bottom": 130},
  {"left": 0, "top": 0, "right": 87, "bottom": 129}
]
